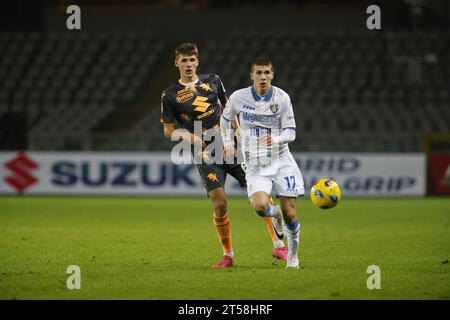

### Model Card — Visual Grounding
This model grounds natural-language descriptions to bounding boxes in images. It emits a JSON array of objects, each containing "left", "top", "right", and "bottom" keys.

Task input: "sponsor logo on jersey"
[
  {"left": 242, "top": 104, "right": 255, "bottom": 110},
  {"left": 197, "top": 108, "right": 215, "bottom": 120},
  {"left": 242, "top": 112, "right": 279, "bottom": 125},
  {"left": 192, "top": 96, "right": 210, "bottom": 112},
  {"left": 176, "top": 91, "right": 194, "bottom": 103}
]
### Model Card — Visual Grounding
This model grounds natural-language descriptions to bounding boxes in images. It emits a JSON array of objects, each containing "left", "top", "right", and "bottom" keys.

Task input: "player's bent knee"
[{"left": 250, "top": 192, "right": 270, "bottom": 217}]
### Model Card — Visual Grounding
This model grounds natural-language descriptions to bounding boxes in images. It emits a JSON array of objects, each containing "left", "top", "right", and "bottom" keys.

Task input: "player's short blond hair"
[{"left": 175, "top": 43, "right": 199, "bottom": 60}]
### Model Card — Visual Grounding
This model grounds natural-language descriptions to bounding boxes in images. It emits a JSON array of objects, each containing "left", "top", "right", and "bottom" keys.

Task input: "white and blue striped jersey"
[{"left": 221, "top": 85, "right": 297, "bottom": 173}]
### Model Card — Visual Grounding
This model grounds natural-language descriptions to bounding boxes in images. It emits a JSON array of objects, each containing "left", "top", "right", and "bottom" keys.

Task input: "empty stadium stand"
[
  {"left": 0, "top": 28, "right": 448, "bottom": 152},
  {"left": 0, "top": 30, "right": 164, "bottom": 150}
]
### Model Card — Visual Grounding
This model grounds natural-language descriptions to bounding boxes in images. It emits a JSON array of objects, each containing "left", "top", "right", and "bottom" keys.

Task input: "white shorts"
[{"left": 246, "top": 153, "right": 305, "bottom": 198}]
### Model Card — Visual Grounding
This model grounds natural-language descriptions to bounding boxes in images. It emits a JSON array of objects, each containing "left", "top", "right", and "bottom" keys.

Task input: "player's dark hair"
[
  {"left": 250, "top": 57, "right": 274, "bottom": 72},
  {"left": 175, "top": 42, "right": 199, "bottom": 60}
]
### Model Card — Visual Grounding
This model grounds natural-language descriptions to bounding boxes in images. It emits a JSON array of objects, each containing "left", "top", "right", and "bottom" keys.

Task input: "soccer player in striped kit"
[{"left": 221, "top": 57, "right": 304, "bottom": 268}]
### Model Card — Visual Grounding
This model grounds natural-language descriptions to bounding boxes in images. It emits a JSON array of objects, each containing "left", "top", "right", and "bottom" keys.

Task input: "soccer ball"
[{"left": 310, "top": 178, "right": 342, "bottom": 209}]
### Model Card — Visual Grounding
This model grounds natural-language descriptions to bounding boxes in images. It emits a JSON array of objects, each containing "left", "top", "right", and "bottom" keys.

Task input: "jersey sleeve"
[
  {"left": 220, "top": 93, "right": 238, "bottom": 146},
  {"left": 160, "top": 91, "right": 175, "bottom": 123},
  {"left": 272, "top": 93, "right": 297, "bottom": 145},
  {"left": 221, "top": 93, "right": 237, "bottom": 124},
  {"left": 280, "top": 93, "right": 296, "bottom": 130},
  {"left": 214, "top": 74, "right": 228, "bottom": 108}
]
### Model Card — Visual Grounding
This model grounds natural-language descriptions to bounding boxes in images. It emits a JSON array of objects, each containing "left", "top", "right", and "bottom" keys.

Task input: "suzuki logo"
[
  {"left": 192, "top": 96, "right": 210, "bottom": 112},
  {"left": 4, "top": 153, "right": 39, "bottom": 194}
]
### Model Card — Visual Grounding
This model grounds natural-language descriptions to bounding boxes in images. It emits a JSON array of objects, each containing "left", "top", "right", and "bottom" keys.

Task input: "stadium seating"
[
  {"left": 198, "top": 28, "right": 450, "bottom": 151},
  {"left": 0, "top": 30, "right": 164, "bottom": 150},
  {"left": 0, "top": 28, "right": 448, "bottom": 152}
]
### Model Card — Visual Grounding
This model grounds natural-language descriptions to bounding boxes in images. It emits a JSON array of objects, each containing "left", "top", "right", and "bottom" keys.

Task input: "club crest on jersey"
[{"left": 269, "top": 103, "right": 279, "bottom": 114}]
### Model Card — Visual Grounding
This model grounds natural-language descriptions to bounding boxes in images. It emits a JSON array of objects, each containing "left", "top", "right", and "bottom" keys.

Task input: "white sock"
[
  {"left": 224, "top": 252, "right": 234, "bottom": 258},
  {"left": 285, "top": 219, "right": 300, "bottom": 258},
  {"left": 263, "top": 204, "right": 277, "bottom": 217},
  {"left": 273, "top": 239, "right": 285, "bottom": 249}
]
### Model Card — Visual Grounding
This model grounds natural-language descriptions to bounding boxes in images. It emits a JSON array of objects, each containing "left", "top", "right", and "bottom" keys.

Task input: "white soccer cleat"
[
  {"left": 286, "top": 255, "right": 300, "bottom": 269},
  {"left": 271, "top": 205, "right": 285, "bottom": 240}
]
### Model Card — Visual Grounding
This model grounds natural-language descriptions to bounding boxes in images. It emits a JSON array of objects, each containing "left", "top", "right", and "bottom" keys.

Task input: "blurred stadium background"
[{"left": 0, "top": 0, "right": 448, "bottom": 150}]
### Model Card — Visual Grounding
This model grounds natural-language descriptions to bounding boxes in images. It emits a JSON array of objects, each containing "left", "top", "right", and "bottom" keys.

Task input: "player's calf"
[
  {"left": 210, "top": 188, "right": 228, "bottom": 218},
  {"left": 280, "top": 198, "right": 297, "bottom": 224},
  {"left": 280, "top": 197, "right": 301, "bottom": 268}
]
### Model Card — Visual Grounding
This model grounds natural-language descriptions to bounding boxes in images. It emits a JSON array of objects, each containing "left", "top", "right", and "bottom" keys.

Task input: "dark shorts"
[{"left": 197, "top": 163, "right": 246, "bottom": 194}]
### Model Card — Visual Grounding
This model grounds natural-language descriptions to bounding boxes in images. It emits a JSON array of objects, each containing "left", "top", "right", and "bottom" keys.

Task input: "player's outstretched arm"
[
  {"left": 220, "top": 115, "right": 235, "bottom": 156},
  {"left": 270, "top": 128, "right": 296, "bottom": 145},
  {"left": 269, "top": 92, "right": 297, "bottom": 145},
  {"left": 220, "top": 96, "right": 237, "bottom": 145}
]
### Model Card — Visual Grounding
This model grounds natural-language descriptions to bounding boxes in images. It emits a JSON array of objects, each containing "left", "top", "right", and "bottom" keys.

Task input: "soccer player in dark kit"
[{"left": 160, "top": 43, "right": 287, "bottom": 268}]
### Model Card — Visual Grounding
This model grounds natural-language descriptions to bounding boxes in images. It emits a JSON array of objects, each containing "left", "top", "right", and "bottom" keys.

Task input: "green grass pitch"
[{"left": 0, "top": 196, "right": 449, "bottom": 300}]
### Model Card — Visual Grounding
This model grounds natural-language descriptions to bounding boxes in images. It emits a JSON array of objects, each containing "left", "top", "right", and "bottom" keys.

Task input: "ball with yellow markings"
[{"left": 310, "top": 178, "right": 342, "bottom": 209}]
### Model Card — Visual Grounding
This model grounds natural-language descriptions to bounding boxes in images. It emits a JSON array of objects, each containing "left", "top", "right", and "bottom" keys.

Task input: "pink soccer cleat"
[
  {"left": 272, "top": 247, "right": 288, "bottom": 261},
  {"left": 212, "top": 255, "right": 234, "bottom": 269}
]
